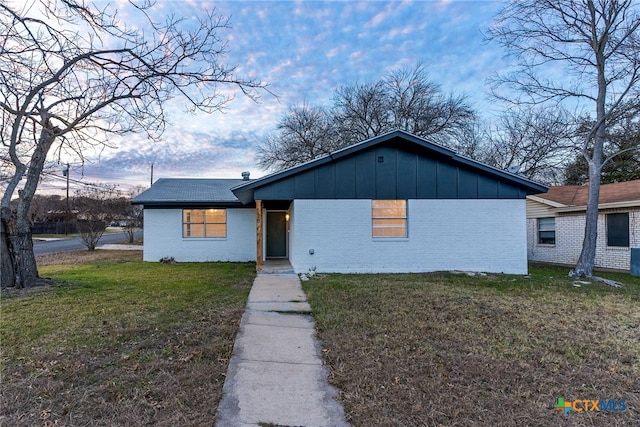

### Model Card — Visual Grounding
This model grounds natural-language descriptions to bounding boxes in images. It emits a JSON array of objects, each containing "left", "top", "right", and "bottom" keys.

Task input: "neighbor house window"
[
  {"left": 607, "top": 213, "right": 629, "bottom": 247},
  {"left": 372, "top": 200, "right": 407, "bottom": 237},
  {"left": 183, "top": 209, "right": 226, "bottom": 238},
  {"left": 538, "top": 217, "right": 556, "bottom": 245}
]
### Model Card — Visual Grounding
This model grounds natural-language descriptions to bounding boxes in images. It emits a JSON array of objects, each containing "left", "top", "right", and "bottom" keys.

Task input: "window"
[
  {"left": 372, "top": 200, "right": 407, "bottom": 237},
  {"left": 607, "top": 213, "right": 629, "bottom": 247},
  {"left": 538, "top": 217, "right": 555, "bottom": 245},
  {"left": 183, "top": 209, "right": 226, "bottom": 238}
]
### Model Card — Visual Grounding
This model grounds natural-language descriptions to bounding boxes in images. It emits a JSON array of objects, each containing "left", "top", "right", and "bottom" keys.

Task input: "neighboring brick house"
[
  {"left": 526, "top": 179, "right": 640, "bottom": 271},
  {"left": 133, "top": 130, "right": 547, "bottom": 274}
]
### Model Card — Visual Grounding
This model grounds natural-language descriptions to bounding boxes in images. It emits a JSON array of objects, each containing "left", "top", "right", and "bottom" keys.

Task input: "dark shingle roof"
[{"left": 132, "top": 178, "right": 250, "bottom": 206}]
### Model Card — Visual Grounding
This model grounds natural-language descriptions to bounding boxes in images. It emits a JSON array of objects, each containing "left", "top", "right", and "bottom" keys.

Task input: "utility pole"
[
  {"left": 150, "top": 163, "right": 154, "bottom": 187},
  {"left": 64, "top": 163, "right": 70, "bottom": 235}
]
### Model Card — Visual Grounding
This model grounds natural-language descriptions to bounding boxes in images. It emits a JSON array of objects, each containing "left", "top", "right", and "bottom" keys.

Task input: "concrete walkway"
[
  {"left": 215, "top": 269, "right": 349, "bottom": 427},
  {"left": 96, "top": 244, "right": 142, "bottom": 250}
]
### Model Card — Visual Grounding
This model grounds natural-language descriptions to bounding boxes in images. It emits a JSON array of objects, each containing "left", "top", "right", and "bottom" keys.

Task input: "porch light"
[{"left": 285, "top": 213, "right": 290, "bottom": 221}]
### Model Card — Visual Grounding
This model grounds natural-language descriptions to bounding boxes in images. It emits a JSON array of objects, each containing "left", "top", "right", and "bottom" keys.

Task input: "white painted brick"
[
  {"left": 142, "top": 208, "right": 256, "bottom": 262},
  {"left": 144, "top": 200, "right": 532, "bottom": 274},
  {"left": 289, "top": 199, "right": 528, "bottom": 274}
]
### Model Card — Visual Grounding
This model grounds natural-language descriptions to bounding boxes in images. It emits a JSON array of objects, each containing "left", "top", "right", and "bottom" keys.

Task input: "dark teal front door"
[{"left": 266, "top": 212, "right": 287, "bottom": 258}]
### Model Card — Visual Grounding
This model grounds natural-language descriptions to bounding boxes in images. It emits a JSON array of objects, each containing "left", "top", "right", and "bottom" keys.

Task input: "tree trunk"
[
  {"left": 1, "top": 208, "right": 40, "bottom": 288},
  {"left": 10, "top": 218, "right": 39, "bottom": 288},
  {"left": 570, "top": 35, "right": 608, "bottom": 279},
  {"left": 570, "top": 165, "right": 601, "bottom": 278},
  {"left": 2, "top": 121, "right": 57, "bottom": 288},
  {"left": 1, "top": 208, "right": 16, "bottom": 288}
]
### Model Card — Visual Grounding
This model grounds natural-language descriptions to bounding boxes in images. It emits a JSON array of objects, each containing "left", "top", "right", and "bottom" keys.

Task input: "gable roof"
[
  {"left": 132, "top": 178, "right": 249, "bottom": 207},
  {"left": 232, "top": 129, "right": 548, "bottom": 204},
  {"left": 529, "top": 179, "right": 640, "bottom": 212}
]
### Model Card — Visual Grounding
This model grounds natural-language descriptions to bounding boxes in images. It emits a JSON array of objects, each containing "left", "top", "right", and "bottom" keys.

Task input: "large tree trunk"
[
  {"left": 1, "top": 208, "right": 16, "bottom": 288},
  {"left": 570, "top": 40, "right": 608, "bottom": 279},
  {"left": 9, "top": 217, "right": 39, "bottom": 288},
  {"left": 1, "top": 209, "right": 39, "bottom": 288},
  {"left": 1, "top": 122, "right": 57, "bottom": 288},
  {"left": 570, "top": 165, "right": 601, "bottom": 278}
]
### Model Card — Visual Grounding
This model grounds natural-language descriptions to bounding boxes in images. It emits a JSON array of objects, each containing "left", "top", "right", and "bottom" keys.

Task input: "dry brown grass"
[
  {"left": 304, "top": 266, "right": 640, "bottom": 427},
  {"left": 1, "top": 251, "right": 255, "bottom": 426},
  {"left": 36, "top": 249, "right": 138, "bottom": 266}
]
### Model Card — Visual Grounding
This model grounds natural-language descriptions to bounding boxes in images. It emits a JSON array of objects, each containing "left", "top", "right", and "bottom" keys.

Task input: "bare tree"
[
  {"left": 565, "top": 112, "right": 640, "bottom": 184},
  {"left": 481, "top": 107, "right": 576, "bottom": 185},
  {"left": 333, "top": 81, "right": 390, "bottom": 144},
  {"left": 258, "top": 64, "right": 476, "bottom": 171},
  {"left": 488, "top": 0, "right": 640, "bottom": 278},
  {"left": 257, "top": 104, "right": 339, "bottom": 171},
  {"left": 73, "top": 185, "right": 121, "bottom": 251},
  {"left": 384, "top": 65, "right": 476, "bottom": 145},
  {"left": 120, "top": 186, "right": 145, "bottom": 244},
  {"left": 25, "top": 194, "right": 66, "bottom": 223},
  {"left": 73, "top": 184, "right": 145, "bottom": 249},
  {"left": 335, "top": 64, "right": 475, "bottom": 146},
  {"left": 0, "top": 0, "right": 265, "bottom": 287}
]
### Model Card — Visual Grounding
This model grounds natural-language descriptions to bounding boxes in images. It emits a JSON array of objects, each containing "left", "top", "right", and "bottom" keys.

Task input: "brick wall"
[
  {"left": 289, "top": 199, "right": 528, "bottom": 274},
  {"left": 142, "top": 208, "right": 256, "bottom": 262},
  {"left": 527, "top": 209, "right": 640, "bottom": 271},
  {"left": 142, "top": 199, "right": 533, "bottom": 274}
]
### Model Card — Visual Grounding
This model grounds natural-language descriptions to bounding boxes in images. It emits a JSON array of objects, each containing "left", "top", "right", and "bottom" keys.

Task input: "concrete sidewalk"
[
  {"left": 215, "top": 272, "right": 349, "bottom": 427},
  {"left": 96, "top": 244, "right": 142, "bottom": 250}
]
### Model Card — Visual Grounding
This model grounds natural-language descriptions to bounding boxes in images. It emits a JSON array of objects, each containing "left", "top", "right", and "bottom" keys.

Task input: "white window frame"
[
  {"left": 372, "top": 200, "right": 407, "bottom": 238},
  {"left": 537, "top": 217, "right": 555, "bottom": 245},
  {"left": 182, "top": 208, "right": 227, "bottom": 238}
]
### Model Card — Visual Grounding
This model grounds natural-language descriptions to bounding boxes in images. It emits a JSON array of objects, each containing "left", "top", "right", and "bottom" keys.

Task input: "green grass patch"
[
  {"left": 303, "top": 264, "right": 640, "bottom": 426},
  {"left": 1, "top": 251, "right": 255, "bottom": 426}
]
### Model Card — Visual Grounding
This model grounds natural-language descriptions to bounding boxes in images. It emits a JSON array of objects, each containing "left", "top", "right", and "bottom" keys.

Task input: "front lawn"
[
  {"left": 303, "top": 265, "right": 640, "bottom": 426},
  {"left": 1, "top": 251, "right": 255, "bottom": 426}
]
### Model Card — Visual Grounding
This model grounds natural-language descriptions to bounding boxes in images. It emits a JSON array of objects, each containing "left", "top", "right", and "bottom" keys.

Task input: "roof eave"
[
  {"left": 133, "top": 200, "right": 247, "bottom": 208},
  {"left": 552, "top": 199, "right": 640, "bottom": 213},
  {"left": 526, "top": 195, "right": 566, "bottom": 208}
]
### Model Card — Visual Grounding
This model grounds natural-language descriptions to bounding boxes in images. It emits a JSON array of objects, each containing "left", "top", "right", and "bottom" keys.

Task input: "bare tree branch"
[
  {"left": 258, "top": 63, "right": 476, "bottom": 171},
  {"left": 487, "top": 0, "right": 640, "bottom": 277},
  {"left": 0, "top": 0, "right": 268, "bottom": 288}
]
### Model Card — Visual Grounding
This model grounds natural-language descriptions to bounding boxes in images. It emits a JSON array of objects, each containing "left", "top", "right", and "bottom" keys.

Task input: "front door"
[{"left": 266, "top": 211, "right": 287, "bottom": 258}]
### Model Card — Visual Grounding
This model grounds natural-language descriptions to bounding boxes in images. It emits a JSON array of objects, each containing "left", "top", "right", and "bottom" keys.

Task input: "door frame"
[{"left": 265, "top": 210, "right": 289, "bottom": 259}]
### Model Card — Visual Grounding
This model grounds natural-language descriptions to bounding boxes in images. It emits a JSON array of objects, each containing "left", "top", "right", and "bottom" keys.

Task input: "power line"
[{"left": 40, "top": 170, "right": 105, "bottom": 189}]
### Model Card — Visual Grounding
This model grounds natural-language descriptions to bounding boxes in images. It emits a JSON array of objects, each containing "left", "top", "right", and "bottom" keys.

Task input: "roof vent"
[
  {"left": 241, "top": 171, "right": 250, "bottom": 181},
  {"left": 507, "top": 165, "right": 521, "bottom": 174}
]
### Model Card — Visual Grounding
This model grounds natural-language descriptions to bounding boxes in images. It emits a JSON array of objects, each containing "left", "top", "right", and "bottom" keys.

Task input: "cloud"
[
  {"left": 365, "top": 4, "right": 394, "bottom": 28},
  {"left": 74, "top": 127, "right": 266, "bottom": 191},
  {"left": 34, "top": 0, "right": 516, "bottom": 195},
  {"left": 326, "top": 45, "right": 343, "bottom": 59},
  {"left": 349, "top": 50, "right": 365, "bottom": 61}
]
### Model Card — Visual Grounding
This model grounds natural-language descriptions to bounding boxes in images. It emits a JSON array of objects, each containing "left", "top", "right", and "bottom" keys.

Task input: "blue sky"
[{"left": 45, "top": 0, "right": 511, "bottom": 194}]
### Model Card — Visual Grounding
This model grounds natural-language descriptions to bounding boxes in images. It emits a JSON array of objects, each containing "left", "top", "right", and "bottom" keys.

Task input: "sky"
[{"left": 37, "top": 0, "right": 512, "bottom": 195}]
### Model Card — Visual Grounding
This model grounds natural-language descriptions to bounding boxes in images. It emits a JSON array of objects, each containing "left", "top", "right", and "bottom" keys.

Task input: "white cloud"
[
  {"left": 28, "top": 0, "right": 531, "bottom": 194},
  {"left": 349, "top": 50, "right": 365, "bottom": 61},
  {"left": 365, "top": 7, "right": 393, "bottom": 28}
]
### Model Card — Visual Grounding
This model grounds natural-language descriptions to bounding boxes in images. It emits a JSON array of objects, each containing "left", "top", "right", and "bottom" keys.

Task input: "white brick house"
[
  {"left": 527, "top": 180, "right": 640, "bottom": 271},
  {"left": 133, "top": 130, "right": 547, "bottom": 274}
]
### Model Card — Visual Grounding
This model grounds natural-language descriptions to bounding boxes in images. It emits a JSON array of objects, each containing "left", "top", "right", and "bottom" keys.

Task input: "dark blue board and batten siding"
[{"left": 253, "top": 144, "right": 527, "bottom": 201}]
